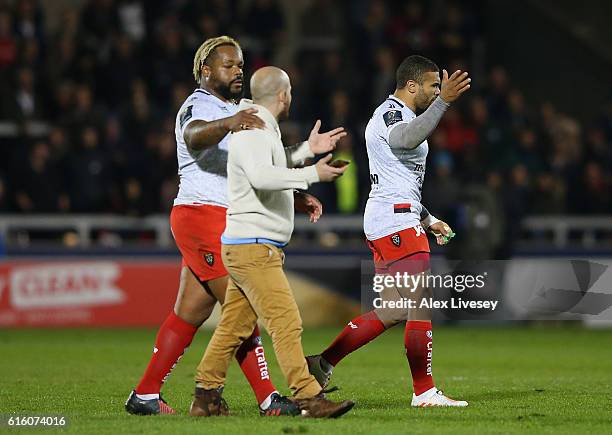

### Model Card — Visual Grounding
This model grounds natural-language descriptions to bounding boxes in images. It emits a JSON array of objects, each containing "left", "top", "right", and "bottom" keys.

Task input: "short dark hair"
[{"left": 396, "top": 55, "right": 439, "bottom": 89}]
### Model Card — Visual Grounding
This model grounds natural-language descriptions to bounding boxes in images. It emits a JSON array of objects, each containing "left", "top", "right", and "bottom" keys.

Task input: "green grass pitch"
[{"left": 1, "top": 326, "right": 611, "bottom": 434}]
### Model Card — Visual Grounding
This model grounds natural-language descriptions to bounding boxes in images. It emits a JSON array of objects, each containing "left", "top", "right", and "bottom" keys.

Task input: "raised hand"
[
  {"left": 308, "top": 120, "right": 347, "bottom": 154},
  {"left": 440, "top": 69, "right": 471, "bottom": 103}
]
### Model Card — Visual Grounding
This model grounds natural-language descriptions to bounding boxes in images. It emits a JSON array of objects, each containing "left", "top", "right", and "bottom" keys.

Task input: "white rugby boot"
[{"left": 411, "top": 387, "right": 468, "bottom": 407}]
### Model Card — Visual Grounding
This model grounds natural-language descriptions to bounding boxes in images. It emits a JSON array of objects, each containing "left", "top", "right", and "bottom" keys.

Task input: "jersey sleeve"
[
  {"left": 178, "top": 96, "right": 218, "bottom": 136},
  {"left": 380, "top": 106, "right": 415, "bottom": 142}
]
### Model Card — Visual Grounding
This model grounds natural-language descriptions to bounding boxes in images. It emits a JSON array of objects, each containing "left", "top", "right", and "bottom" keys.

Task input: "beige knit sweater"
[{"left": 224, "top": 99, "right": 319, "bottom": 243}]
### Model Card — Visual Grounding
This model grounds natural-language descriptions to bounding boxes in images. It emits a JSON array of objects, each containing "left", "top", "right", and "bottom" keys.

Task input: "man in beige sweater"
[{"left": 191, "top": 66, "right": 355, "bottom": 418}]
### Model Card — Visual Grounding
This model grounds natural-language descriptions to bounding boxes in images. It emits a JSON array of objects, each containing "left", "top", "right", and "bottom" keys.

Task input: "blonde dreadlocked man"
[{"left": 126, "top": 36, "right": 329, "bottom": 416}]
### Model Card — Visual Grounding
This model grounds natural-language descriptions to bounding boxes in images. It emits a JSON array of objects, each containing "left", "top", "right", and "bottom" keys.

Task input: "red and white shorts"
[
  {"left": 170, "top": 204, "right": 228, "bottom": 282},
  {"left": 366, "top": 224, "right": 431, "bottom": 275}
]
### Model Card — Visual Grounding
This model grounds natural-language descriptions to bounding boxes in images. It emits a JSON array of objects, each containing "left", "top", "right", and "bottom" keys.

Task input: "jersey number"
[{"left": 370, "top": 173, "right": 379, "bottom": 184}]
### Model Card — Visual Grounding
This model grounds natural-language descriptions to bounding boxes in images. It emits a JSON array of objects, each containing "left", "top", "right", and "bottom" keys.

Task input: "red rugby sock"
[
  {"left": 321, "top": 311, "right": 386, "bottom": 366},
  {"left": 135, "top": 312, "right": 197, "bottom": 395},
  {"left": 405, "top": 320, "right": 435, "bottom": 395},
  {"left": 234, "top": 325, "right": 277, "bottom": 405}
]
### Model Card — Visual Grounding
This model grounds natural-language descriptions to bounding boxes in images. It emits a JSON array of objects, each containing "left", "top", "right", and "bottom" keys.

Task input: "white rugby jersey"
[
  {"left": 363, "top": 95, "right": 428, "bottom": 240},
  {"left": 173, "top": 89, "right": 238, "bottom": 207}
]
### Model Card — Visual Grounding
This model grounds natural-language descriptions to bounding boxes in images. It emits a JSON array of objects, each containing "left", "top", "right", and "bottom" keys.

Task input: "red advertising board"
[{"left": 0, "top": 260, "right": 181, "bottom": 327}]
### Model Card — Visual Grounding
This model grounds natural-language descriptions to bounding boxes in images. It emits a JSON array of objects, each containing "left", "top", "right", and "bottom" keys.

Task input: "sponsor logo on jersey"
[
  {"left": 204, "top": 252, "right": 214, "bottom": 266},
  {"left": 348, "top": 321, "right": 358, "bottom": 329},
  {"left": 391, "top": 233, "right": 401, "bottom": 247},
  {"left": 179, "top": 105, "right": 193, "bottom": 128},
  {"left": 426, "top": 330, "right": 433, "bottom": 339},
  {"left": 414, "top": 225, "right": 425, "bottom": 237},
  {"left": 383, "top": 110, "right": 403, "bottom": 127}
]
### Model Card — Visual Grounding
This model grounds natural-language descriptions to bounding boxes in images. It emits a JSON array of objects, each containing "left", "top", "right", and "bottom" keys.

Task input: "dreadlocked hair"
[{"left": 192, "top": 35, "right": 241, "bottom": 84}]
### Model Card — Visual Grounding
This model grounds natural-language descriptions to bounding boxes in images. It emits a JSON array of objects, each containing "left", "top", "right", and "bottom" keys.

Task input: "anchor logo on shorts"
[
  {"left": 204, "top": 252, "right": 214, "bottom": 266},
  {"left": 391, "top": 233, "right": 401, "bottom": 247}
]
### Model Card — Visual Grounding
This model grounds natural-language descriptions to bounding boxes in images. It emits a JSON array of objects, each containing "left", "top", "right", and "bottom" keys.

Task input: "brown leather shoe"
[
  {"left": 296, "top": 394, "right": 354, "bottom": 418},
  {"left": 189, "top": 387, "right": 230, "bottom": 417}
]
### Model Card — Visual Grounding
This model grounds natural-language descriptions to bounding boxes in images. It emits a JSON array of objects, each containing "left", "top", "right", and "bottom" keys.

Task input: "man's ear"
[
  {"left": 406, "top": 80, "right": 418, "bottom": 94},
  {"left": 202, "top": 65, "right": 211, "bottom": 80},
  {"left": 280, "top": 89, "right": 289, "bottom": 104}
]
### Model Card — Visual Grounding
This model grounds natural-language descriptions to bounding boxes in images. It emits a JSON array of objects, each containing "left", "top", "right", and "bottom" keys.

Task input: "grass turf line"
[{"left": 1, "top": 326, "right": 611, "bottom": 434}]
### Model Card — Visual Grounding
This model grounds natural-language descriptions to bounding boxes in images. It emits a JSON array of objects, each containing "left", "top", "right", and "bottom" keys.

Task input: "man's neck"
[
  {"left": 200, "top": 85, "right": 230, "bottom": 103},
  {"left": 392, "top": 90, "right": 417, "bottom": 112},
  {"left": 254, "top": 100, "right": 281, "bottom": 121}
]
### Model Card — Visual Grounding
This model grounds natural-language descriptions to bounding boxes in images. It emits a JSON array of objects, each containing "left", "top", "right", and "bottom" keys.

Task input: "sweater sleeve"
[
  {"left": 284, "top": 141, "right": 315, "bottom": 168},
  {"left": 233, "top": 130, "right": 319, "bottom": 191}
]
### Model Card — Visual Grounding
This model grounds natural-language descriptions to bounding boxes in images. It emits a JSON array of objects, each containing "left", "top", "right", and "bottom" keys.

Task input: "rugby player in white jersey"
[
  {"left": 307, "top": 55, "right": 471, "bottom": 407},
  {"left": 126, "top": 36, "right": 341, "bottom": 416}
]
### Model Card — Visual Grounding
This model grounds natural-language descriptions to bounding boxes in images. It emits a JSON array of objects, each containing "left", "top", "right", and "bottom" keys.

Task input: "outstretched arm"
[
  {"left": 388, "top": 98, "right": 449, "bottom": 149},
  {"left": 236, "top": 130, "right": 319, "bottom": 191},
  {"left": 389, "top": 69, "right": 470, "bottom": 149},
  {"left": 285, "top": 120, "right": 347, "bottom": 167}
]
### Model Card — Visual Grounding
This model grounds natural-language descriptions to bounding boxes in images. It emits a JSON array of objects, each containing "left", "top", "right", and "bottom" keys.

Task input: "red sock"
[
  {"left": 321, "top": 311, "right": 386, "bottom": 367},
  {"left": 405, "top": 320, "right": 435, "bottom": 395},
  {"left": 135, "top": 312, "right": 197, "bottom": 395},
  {"left": 234, "top": 325, "right": 277, "bottom": 405}
]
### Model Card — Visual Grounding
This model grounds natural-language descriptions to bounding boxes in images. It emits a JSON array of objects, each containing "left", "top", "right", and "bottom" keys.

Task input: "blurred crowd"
[{"left": 0, "top": 0, "right": 610, "bottom": 231}]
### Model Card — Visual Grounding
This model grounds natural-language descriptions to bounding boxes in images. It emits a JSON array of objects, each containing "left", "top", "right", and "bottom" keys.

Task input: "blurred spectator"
[
  {"left": 13, "top": 0, "right": 45, "bottom": 43},
  {"left": 121, "top": 79, "right": 157, "bottom": 148},
  {"left": 0, "top": 0, "right": 607, "bottom": 260},
  {"left": 117, "top": 0, "right": 146, "bottom": 42},
  {"left": 371, "top": 46, "right": 396, "bottom": 106},
  {"left": 0, "top": 10, "right": 17, "bottom": 71},
  {"left": 386, "top": 1, "right": 433, "bottom": 57},
  {"left": 585, "top": 126, "right": 612, "bottom": 169},
  {"left": 7, "top": 67, "right": 43, "bottom": 120},
  {"left": 531, "top": 172, "right": 565, "bottom": 215},
  {"left": 440, "top": 107, "right": 477, "bottom": 154},
  {"left": 79, "top": 0, "right": 119, "bottom": 49},
  {"left": 67, "top": 83, "right": 105, "bottom": 133},
  {"left": 149, "top": 24, "right": 190, "bottom": 102},
  {"left": 123, "top": 177, "right": 147, "bottom": 216},
  {"left": 487, "top": 66, "right": 510, "bottom": 121},
  {"left": 422, "top": 149, "right": 460, "bottom": 218},
  {"left": 437, "top": 3, "right": 474, "bottom": 62},
  {"left": 100, "top": 34, "right": 143, "bottom": 106},
  {"left": 578, "top": 162, "right": 610, "bottom": 214},
  {"left": 512, "top": 128, "right": 544, "bottom": 174},
  {"left": 66, "top": 126, "right": 112, "bottom": 212},
  {"left": 243, "top": 0, "right": 285, "bottom": 45},
  {"left": 300, "top": 0, "right": 343, "bottom": 42},
  {"left": 334, "top": 135, "right": 359, "bottom": 214},
  {"left": 13, "top": 141, "right": 67, "bottom": 213},
  {"left": 0, "top": 174, "right": 10, "bottom": 212}
]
